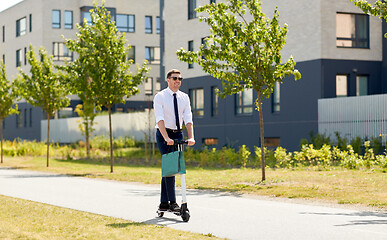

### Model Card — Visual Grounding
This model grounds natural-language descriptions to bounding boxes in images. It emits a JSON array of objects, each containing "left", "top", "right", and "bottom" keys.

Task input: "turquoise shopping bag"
[{"left": 162, "top": 150, "right": 186, "bottom": 177}]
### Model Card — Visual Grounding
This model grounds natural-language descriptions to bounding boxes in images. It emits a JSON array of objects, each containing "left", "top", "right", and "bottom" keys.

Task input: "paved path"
[{"left": 0, "top": 167, "right": 386, "bottom": 240}]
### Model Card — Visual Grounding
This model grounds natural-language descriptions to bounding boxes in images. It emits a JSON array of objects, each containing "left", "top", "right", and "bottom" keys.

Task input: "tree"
[
  {"left": 60, "top": 53, "right": 97, "bottom": 159},
  {"left": 64, "top": 1, "right": 148, "bottom": 173},
  {"left": 176, "top": 0, "right": 301, "bottom": 181},
  {"left": 0, "top": 60, "right": 20, "bottom": 164},
  {"left": 351, "top": 1, "right": 387, "bottom": 22},
  {"left": 74, "top": 103, "right": 96, "bottom": 159},
  {"left": 18, "top": 45, "right": 70, "bottom": 167}
]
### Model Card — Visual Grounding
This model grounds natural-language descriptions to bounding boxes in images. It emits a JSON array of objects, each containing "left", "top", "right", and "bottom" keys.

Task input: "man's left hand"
[{"left": 187, "top": 138, "right": 195, "bottom": 146}]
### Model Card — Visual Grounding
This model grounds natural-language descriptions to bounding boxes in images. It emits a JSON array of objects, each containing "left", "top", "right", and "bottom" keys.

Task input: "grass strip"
[
  {"left": 0, "top": 195, "right": 221, "bottom": 240},
  {"left": 1, "top": 156, "right": 386, "bottom": 209}
]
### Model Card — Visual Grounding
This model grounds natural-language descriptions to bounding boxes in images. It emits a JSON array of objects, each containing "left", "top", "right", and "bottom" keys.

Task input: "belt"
[{"left": 166, "top": 128, "right": 182, "bottom": 133}]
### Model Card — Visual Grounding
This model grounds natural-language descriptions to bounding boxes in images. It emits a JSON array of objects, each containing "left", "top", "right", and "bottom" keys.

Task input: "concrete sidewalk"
[{"left": 0, "top": 167, "right": 386, "bottom": 240}]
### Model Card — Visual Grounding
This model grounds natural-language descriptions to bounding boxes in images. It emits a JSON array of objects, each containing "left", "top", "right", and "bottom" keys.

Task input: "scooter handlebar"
[{"left": 174, "top": 140, "right": 188, "bottom": 145}]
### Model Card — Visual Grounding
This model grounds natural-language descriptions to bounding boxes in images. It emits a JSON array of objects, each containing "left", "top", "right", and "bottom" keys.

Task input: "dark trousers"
[{"left": 156, "top": 129, "right": 183, "bottom": 203}]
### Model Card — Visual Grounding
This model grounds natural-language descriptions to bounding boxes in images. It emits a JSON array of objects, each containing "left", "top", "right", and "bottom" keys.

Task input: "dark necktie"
[{"left": 173, "top": 93, "right": 180, "bottom": 131}]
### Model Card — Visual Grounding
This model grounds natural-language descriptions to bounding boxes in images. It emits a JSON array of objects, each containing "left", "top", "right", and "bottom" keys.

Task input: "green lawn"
[
  {"left": 1, "top": 156, "right": 386, "bottom": 209},
  {"left": 0, "top": 195, "right": 221, "bottom": 240}
]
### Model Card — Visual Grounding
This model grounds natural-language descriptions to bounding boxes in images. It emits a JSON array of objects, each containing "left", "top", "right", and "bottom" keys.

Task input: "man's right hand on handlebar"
[{"left": 166, "top": 138, "right": 174, "bottom": 145}]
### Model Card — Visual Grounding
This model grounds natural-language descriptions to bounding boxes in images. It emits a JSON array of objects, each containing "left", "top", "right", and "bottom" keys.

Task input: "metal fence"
[{"left": 318, "top": 94, "right": 387, "bottom": 142}]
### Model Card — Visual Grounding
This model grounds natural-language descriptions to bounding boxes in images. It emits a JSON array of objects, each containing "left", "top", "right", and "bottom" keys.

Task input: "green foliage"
[
  {"left": 64, "top": 1, "right": 148, "bottom": 111},
  {"left": 238, "top": 145, "right": 251, "bottom": 168},
  {"left": 351, "top": 1, "right": 387, "bottom": 23},
  {"left": 303, "top": 132, "right": 332, "bottom": 149},
  {"left": 74, "top": 103, "right": 97, "bottom": 152},
  {"left": 63, "top": 1, "right": 148, "bottom": 172},
  {"left": 0, "top": 60, "right": 20, "bottom": 120},
  {"left": 17, "top": 45, "right": 71, "bottom": 167},
  {"left": 0, "top": 60, "right": 21, "bottom": 163},
  {"left": 90, "top": 135, "right": 137, "bottom": 151},
  {"left": 18, "top": 45, "right": 70, "bottom": 118},
  {"left": 274, "top": 146, "right": 293, "bottom": 168},
  {"left": 350, "top": 137, "right": 362, "bottom": 154},
  {"left": 176, "top": 0, "right": 301, "bottom": 180},
  {"left": 335, "top": 132, "right": 347, "bottom": 151},
  {"left": 177, "top": 0, "right": 301, "bottom": 99}
]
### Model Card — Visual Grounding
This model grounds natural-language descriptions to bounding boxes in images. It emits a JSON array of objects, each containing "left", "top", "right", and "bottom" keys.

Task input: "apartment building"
[
  {"left": 0, "top": 0, "right": 160, "bottom": 141},
  {"left": 161, "top": 0, "right": 386, "bottom": 150}
]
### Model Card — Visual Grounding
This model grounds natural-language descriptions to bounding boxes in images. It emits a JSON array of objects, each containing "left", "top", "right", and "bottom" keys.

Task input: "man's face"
[{"left": 167, "top": 73, "right": 182, "bottom": 91}]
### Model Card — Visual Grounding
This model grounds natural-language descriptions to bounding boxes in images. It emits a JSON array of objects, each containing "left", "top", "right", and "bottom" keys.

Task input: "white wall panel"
[
  {"left": 41, "top": 110, "right": 156, "bottom": 143},
  {"left": 318, "top": 94, "right": 387, "bottom": 142}
]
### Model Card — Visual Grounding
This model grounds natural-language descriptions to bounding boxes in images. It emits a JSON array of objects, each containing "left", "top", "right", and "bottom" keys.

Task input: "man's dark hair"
[{"left": 166, "top": 69, "right": 181, "bottom": 79}]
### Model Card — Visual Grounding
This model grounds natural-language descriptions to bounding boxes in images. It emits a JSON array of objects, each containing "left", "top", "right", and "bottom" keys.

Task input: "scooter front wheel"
[{"left": 181, "top": 211, "right": 190, "bottom": 222}]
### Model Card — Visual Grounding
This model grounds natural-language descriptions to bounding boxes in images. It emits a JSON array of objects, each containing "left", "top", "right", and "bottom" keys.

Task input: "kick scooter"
[{"left": 157, "top": 140, "right": 190, "bottom": 222}]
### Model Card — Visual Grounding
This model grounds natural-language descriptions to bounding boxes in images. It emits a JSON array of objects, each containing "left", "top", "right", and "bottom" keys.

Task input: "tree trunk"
[
  {"left": 86, "top": 120, "right": 90, "bottom": 159},
  {"left": 257, "top": 93, "right": 266, "bottom": 182},
  {"left": 108, "top": 106, "right": 114, "bottom": 173},
  {"left": 46, "top": 113, "right": 50, "bottom": 167},
  {"left": 1, "top": 118, "right": 3, "bottom": 164}
]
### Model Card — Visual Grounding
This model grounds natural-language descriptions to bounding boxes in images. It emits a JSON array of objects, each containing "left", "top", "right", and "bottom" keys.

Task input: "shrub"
[
  {"left": 238, "top": 145, "right": 251, "bottom": 168},
  {"left": 350, "top": 137, "right": 362, "bottom": 154},
  {"left": 274, "top": 146, "right": 293, "bottom": 168}
]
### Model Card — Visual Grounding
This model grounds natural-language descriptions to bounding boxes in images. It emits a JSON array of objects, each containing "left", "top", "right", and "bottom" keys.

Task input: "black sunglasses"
[{"left": 170, "top": 76, "right": 183, "bottom": 81}]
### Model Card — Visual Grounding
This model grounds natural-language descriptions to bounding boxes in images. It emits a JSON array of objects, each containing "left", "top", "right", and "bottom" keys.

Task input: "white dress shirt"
[{"left": 153, "top": 87, "right": 193, "bottom": 130}]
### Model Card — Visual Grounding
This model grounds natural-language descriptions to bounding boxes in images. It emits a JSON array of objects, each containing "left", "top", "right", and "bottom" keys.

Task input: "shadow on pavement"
[
  {"left": 142, "top": 216, "right": 184, "bottom": 226},
  {"left": 106, "top": 222, "right": 146, "bottom": 228},
  {"left": 335, "top": 219, "right": 387, "bottom": 227},
  {"left": 300, "top": 211, "right": 387, "bottom": 218},
  {"left": 300, "top": 211, "right": 387, "bottom": 226}
]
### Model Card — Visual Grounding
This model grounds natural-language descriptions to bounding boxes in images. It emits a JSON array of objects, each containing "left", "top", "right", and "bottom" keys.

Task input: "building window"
[
  {"left": 16, "top": 17, "right": 27, "bottom": 37},
  {"left": 81, "top": 11, "right": 92, "bottom": 25},
  {"left": 2, "top": 26, "right": 4, "bottom": 42},
  {"left": 272, "top": 82, "right": 280, "bottom": 113},
  {"left": 156, "top": 78, "right": 161, "bottom": 92},
  {"left": 236, "top": 88, "right": 253, "bottom": 115},
  {"left": 52, "top": 10, "right": 61, "bottom": 28},
  {"left": 156, "top": 16, "right": 160, "bottom": 34},
  {"left": 210, "top": 0, "right": 216, "bottom": 4},
  {"left": 16, "top": 111, "right": 23, "bottom": 128},
  {"left": 264, "top": 137, "right": 281, "bottom": 147},
  {"left": 145, "top": 77, "right": 153, "bottom": 95},
  {"left": 188, "top": 40, "right": 194, "bottom": 68},
  {"left": 53, "top": 42, "right": 73, "bottom": 61},
  {"left": 336, "top": 13, "right": 369, "bottom": 48},
  {"left": 145, "top": 47, "right": 160, "bottom": 64},
  {"left": 64, "top": 11, "right": 73, "bottom": 29},
  {"left": 190, "top": 88, "right": 204, "bottom": 117},
  {"left": 2, "top": 54, "right": 5, "bottom": 64},
  {"left": 336, "top": 74, "right": 348, "bottom": 97},
  {"left": 203, "top": 138, "right": 218, "bottom": 146},
  {"left": 128, "top": 46, "right": 135, "bottom": 63},
  {"left": 116, "top": 14, "right": 135, "bottom": 32},
  {"left": 356, "top": 75, "right": 368, "bottom": 96},
  {"left": 211, "top": 86, "right": 218, "bottom": 116},
  {"left": 145, "top": 16, "right": 152, "bottom": 34},
  {"left": 24, "top": 47, "right": 27, "bottom": 65},
  {"left": 188, "top": 0, "right": 197, "bottom": 20},
  {"left": 29, "top": 14, "right": 32, "bottom": 32},
  {"left": 16, "top": 49, "right": 22, "bottom": 67},
  {"left": 24, "top": 109, "right": 27, "bottom": 128},
  {"left": 29, "top": 108, "right": 32, "bottom": 127},
  {"left": 58, "top": 107, "right": 73, "bottom": 118}
]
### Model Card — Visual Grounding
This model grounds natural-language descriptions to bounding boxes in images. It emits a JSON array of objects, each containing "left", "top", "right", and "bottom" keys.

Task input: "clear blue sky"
[{"left": 0, "top": 0, "right": 23, "bottom": 12}]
